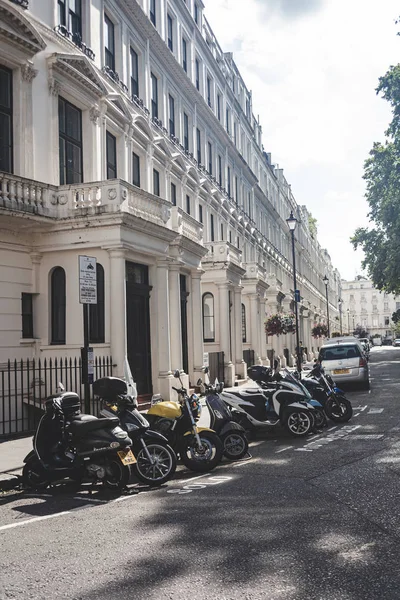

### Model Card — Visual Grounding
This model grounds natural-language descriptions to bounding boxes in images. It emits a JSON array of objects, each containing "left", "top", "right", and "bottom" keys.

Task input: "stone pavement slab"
[{"left": 0, "top": 435, "right": 31, "bottom": 491}]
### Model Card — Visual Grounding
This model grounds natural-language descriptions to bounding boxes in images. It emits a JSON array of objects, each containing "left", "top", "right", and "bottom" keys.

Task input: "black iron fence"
[
  {"left": 243, "top": 349, "right": 255, "bottom": 369},
  {"left": 0, "top": 356, "right": 113, "bottom": 439},
  {"left": 208, "top": 351, "right": 225, "bottom": 384}
]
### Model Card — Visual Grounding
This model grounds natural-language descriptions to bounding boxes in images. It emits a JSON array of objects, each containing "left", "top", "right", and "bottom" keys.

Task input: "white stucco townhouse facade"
[{"left": 0, "top": 0, "right": 341, "bottom": 406}]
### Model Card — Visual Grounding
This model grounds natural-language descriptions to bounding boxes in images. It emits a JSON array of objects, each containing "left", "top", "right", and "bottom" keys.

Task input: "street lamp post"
[
  {"left": 323, "top": 275, "right": 330, "bottom": 338},
  {"left": 347, "top": 308, "right": 350, "bottom": 333},
  {"left": 286, "top": 211, "right": 301, "bottom": 372},
  {"left": 338, "top": 298, "right": 343, "bottom": 335}
]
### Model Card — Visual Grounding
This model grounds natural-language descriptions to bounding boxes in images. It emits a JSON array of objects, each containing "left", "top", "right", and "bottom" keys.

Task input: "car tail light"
[{"left": 359, "top": 357, "right": 367, "bottom": 368}]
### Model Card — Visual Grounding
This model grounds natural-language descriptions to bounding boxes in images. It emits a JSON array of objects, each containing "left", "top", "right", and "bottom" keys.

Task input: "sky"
[{"left": 204, "top": 0, "right": 400, "bottom": 280}]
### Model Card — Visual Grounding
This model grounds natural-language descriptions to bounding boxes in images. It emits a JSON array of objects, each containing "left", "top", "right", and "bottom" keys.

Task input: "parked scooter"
[
  {"left": 93, "top": 376, "right": 177, "bottom": 486},
  {"left": 301, "top": 362, "right": 353, "bottom": 423},
  {"left": 197, "top": 368, "right": 249, "bottom": 460},
  {"left": 23, "top": 385, "right": 133, "bottom": 491},
  {"left": 221, "top": 365, "right": 318, "bottom": 437},
  {"left": 147, "top": 370, "right": 224, "bottom": 472}
]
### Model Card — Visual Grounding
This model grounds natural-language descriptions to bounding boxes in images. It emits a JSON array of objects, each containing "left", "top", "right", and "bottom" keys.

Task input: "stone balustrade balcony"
[
  {"left": 0, "top": 172, "right": 58, "bottom": 219},
  {"left": 170, "top": 206, "right": 204, "bottom": 244},
  {"left": 203, "top": 240, "right": 243, "bottom": 267}
]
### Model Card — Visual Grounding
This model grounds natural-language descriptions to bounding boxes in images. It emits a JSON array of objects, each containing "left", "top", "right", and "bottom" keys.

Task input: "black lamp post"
[
  {"left": 286, "top": 211, "right": 301, "bottom": 372},
  {"left": 323, "top": 275, "right": 330, "bottom": 338},
  {"left": 347, "top": 308, "right": 350, "bottom": 333},
  {"left": 338, "top": 298, "right": 343, "bottom": 335}
]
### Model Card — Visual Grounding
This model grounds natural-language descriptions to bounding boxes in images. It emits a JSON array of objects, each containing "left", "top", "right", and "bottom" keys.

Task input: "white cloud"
[{"left": 204, "top": 0, "right": 400, "bottom": 279}]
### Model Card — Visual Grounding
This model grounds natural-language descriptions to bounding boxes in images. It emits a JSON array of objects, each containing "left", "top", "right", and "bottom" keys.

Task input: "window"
[
  {"left": 385, "top": 317, "right": 390, "bottom": 326},
  {"left": 59, "top": 97, "right": 82, "bottom": 185},
  {"left": 217, "top": 94, "right": 221, "bottom": 121},
  {"left": 207, "top": 76, "right": 212, "bottom": 107},
  {"left": 226, "top": 108, "right": 230, "bottom": 134},
  {"left": 234, "top": 121, "right": 237, "bottom": 146},
  {"left": 208, "top": 142, "right": 212, "bottom": 175},
  {"left": 170, "top": 182, "right": 176, "bottom": 206},
  {"left": 168, "top": 94, "right": 175, "bottom": 136},
  {"left": 194, "top": 3, "right": 199, "bottom": 25},
  {"left": 384, "top": 302, "right": 389, "bottom": 311},
  {"left": 151, "top": 73, "right": 158, "bottom": 119},
  {"left": 227, "top": 166, "right": 231, "bottom": 197},
  {"left": 21, "top": 293, "right": 33, "bottom": 339},
  {"left": 0, "top": 66, "right": 13, "bottom": 174},
  {"left": 235, "top": 176, "right": 239, "bottom": 203},
  {"left": 183, "top": 112, "right": 189, "bottom": 151},
  {"left": 196, "top": 128, "right": 201, "bottom": 164},
  {"left": 58, "top": 0, "right": 66, "bottom": 25},
  {"left": 69, "top": 0, "right": 82, "bottom": 36},
  {"left": 220, "top": 223, "right": 224, "bottom": 240},
  {"left": 210, "top": 213, "right": 215, "bottom": 241},
  {"left": 153, "top": 168, "right": 160, "bottom": 196},
  {"left": 51, "top": 267, "right": 66, "bottom": 345},
  {"left": 104, "top": 14, "right": 115, "bottom": 71},
  {"left": 199, "top": 204, "right": 203, "bottom": 223},
  {"left": 237, "top": 236, "right": 240, "bottom": 248},
  {"left": 106, "top": 131, "right": 117, "bottom": 179},
  {"left": 186, "top": 194, "right": 191, "bottom": 214},
  {"left": 218, "top": 155, "right": 222, "bottom": 186},
  {"left": 130, "top": 47, "right": 139, "bottom": 97},
  {"left": 202, "top": 293, "right": 215, "bottom": 342},
  {"left": 89, "top": 264, "right": 105, "bottom": 343},
  {"left": 242, "top": 304, "right": 246, "bottom": 342},
  {"left": 182, "top": 38, "right": 187, "bottom": 73},
  {"left": 167, "top": 14, "right": 173, "bottom": 51},
  {"left": 132, "top": 152, "right": 140, "bottom": 187},
  {"left": 150, "top": 0, "right": 156, "bottom": 26},
  {"left": 195, "top": 58, "right": 200, "bottom": 91}
]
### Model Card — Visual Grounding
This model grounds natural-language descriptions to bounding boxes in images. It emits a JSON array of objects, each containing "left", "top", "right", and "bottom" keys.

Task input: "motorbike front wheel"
[
  {"left": 103, "top": 457, "right": 131, "bottom": 490},
  {"left": 132, "top": 442, "right": 177, "bottom": 486},
  {"left": 284, "top": 409, "right": 313, "bottom": 437},
  {"left": 325, "top": 396, "right": 353, "bottom": 423},
  {"left": 222, "top": 431, "right": 249, "bottom": 460},
  {"left": 22, "top": 459, "right": 50, "bottom": 490},
  {"left": 314, "top": 408, "right": 328, "bottom": 429},
  {"left": 179, "top": 431, "right": 223, "bottom": 472}
]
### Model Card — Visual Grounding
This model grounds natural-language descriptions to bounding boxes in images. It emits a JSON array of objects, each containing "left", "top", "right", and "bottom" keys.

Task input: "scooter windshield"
[{"left": 281, "top": 369, "right": 312, "bottom": 399}]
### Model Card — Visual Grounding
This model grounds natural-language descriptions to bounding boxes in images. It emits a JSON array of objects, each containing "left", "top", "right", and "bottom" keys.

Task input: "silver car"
[{"left": 319, "top": 341, "right": 370, "bottom": 390}]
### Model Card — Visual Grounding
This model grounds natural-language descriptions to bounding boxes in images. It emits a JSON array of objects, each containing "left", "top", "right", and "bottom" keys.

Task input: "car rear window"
[{"left": 319, "top": 345, "right": 361, "bottom": 361}]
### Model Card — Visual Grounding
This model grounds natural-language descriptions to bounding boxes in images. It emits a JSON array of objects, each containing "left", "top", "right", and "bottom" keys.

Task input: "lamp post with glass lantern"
[
  {"left": 338, "top": 298, "right": 343, "bottom": 335},
  {"left": 323, "top": 275, "right": 330, "bottom": 338},
  {"left": 347, "top": 308, "right": 350, "bottom": 333},
  {"left": 286, "top": 211, "right": 301, "bottom": 372}
]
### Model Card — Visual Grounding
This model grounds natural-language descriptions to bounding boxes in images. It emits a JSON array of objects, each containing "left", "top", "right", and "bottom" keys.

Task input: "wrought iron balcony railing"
[{"left": 54, "top": 25, "right": 95, "bottom": 60}]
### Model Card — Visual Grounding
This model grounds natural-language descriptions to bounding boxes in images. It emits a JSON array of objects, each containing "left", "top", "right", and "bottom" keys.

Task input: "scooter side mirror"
[
  {"left": 57, "top": 382, "right": 65, "bottom": 393},
  {"left": 197, "top": 378, "right": 203, "bottom": 386},
  {"left": 173, "top": 369, "right": 180, "bottom": 378},
  {"left": 203, "top": 366, "right": 209, "bottom": 374}
]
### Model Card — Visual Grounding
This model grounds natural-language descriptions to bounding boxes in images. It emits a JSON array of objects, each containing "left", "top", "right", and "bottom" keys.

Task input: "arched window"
[
  {"left": 89, "top": 263, "right": 105, "bottom": 343},
  {"left": 242, "top": 303, "right": 246, "bottom": 342},
  {"left": 51, "top": 267, "right": 66, "bottom": 344},
  {"left": 202, "top": 293, "right": 215, "bottom": 342}
]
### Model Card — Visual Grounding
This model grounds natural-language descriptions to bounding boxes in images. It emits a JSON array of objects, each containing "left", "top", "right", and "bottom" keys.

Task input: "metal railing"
[{"left": 0, "top": 356, "right": 113, "bottom": 439}]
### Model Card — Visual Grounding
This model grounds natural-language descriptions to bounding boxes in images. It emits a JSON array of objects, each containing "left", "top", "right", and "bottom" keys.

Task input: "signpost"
[{"left": 79, "top": 256, "right": 97, "bottom": 413}]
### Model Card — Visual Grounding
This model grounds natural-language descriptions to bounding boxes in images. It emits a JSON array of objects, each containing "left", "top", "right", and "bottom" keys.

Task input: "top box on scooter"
[
  {"left": 247, "top": 365, "right": 273, "bottom": 384},
  {"left": 93, "top": 377, "right": 128, "bottom": 399}
]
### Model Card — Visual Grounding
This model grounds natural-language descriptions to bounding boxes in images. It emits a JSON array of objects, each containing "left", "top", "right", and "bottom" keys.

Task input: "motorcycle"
[
  {"left": 93, "top": 376, "right": 177, "bottom": 486},
  {"left": 221, "top": 365, "right": 319, "bottom": 437},
  {"left": 147, "top": 370, "right": 223, "bottom": 472},
  {"left": 301, "top": 362, "right": 353, "bottom": 423},
  {"left": 23, "top": 386, "right": 134, "bottom": 491},
  {"left": 197, "top": 369, "right": 249, "bottom": 461}
]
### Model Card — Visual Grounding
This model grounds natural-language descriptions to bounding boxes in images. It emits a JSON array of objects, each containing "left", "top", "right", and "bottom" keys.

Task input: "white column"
[
  {"left": 108, "top": 249, "right": 126, "bottom": 377},
  {"left": 234, "top": 286, "right": 246, "bottom": 378},
  {"left": 169, "top": 264, "right": 182, "bottom": 372},
  {"left": 218, "top": 283, "right": 234, "bottom": 386},
  {"left": 156, "top": 260, "right": 173, "bottom": 396},
  {"left": 259, "top": 296, "right": 269, "bottom": 367},
  {"left": 249, "top": 293, "right": 262, "bottom": 365},
  {"left": 191, "top": 269, "right": 204, "bottom": 383}
]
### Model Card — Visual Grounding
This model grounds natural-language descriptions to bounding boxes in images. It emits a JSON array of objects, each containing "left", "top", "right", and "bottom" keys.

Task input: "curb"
[{"left": 0, "top": 471, "right": 22, "bottom": 492}]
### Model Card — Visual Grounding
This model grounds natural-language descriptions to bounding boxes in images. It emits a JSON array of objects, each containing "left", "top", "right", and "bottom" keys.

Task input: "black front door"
[
  {"left": 180, "top": 274, "right": 189, "bottom": 376},
  {"left": 126, "top": 262, "right": 152, "bottom": 396}
]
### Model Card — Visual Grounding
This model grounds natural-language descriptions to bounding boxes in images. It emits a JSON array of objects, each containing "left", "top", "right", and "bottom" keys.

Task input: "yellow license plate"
[
  {"left": 117, "top": 449, "right": 136, "bottom": 465},
  {"left": 333, "top": 369, "right": 350, "bottom": 375}
]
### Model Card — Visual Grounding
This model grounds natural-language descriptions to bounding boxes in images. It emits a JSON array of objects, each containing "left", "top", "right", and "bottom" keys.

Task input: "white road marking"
[
  {"left": 72, "top": 497, "right": 108, "bottom": 504},
  {"left": 249, "top": 441, "right": 265, "bottom": 447},
  {"left": 275, "top": 446, "right": 293, "bottom": 454},
  {"left": 368, "top": 408, "right": 384, "bottom": 414},
  {"left": 354, "top": 413, "right": 361, "bottom": 417},
  {"left": 327, "top": 426, "right": 338, "bottom": 432},
  {"left": 294, "top": 448, "right": 313, "bottom": 452},
  {"left": 0, "top": 511, "right": 71, "bottom": 532}
]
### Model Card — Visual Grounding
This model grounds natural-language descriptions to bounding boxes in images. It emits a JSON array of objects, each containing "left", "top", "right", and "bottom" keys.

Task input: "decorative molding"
[
  {"left": 89, "top": 106, "right": 100, "bottom": 123},
  {"left": 48, "top": 77, "right": 60, "bottom": 96},
  {"left": 107, "top": 188, "right": 117, "bottom": 201},
  {"left": 21, "top": 62, "right": 38, "bottom": 82}
]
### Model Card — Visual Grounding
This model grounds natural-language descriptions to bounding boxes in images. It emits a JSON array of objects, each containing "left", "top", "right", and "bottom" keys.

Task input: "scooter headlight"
[
  {"left": 125, "top": 422, "right": 139, "bottom": 432},
  {"left": 112, "top": 427, "right": 129, "bottom": 439}
]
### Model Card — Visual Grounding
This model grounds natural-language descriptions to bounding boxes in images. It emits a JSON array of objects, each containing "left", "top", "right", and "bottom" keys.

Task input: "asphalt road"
[{"left": 1, "top": 346, "right": 400, "bottom": 600}]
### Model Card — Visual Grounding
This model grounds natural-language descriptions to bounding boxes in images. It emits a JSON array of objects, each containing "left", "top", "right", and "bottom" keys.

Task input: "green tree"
[
  {"left": 392, "top": 309, "right": 400, "bottom": 324},
  {"left": 308, "top": 214, "right": 318, "bottom": 238},
  {"left": 351, "top": 60, "right": 400, "bottom": 293},
  {"left": 353, "top": 325, "right": 368, "bottom": 338}
]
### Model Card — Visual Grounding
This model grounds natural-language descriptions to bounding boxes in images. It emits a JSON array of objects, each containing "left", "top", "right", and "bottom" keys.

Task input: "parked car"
[
  {"left": 382, "top": 338, "right": 393, "bottom": 346},
  {"left": 359, "top": 337, "right": 371, "bottom": 349},
  {"left": 318, "top": 339, "right": 370, "bottom": 390},
  {"left": 393, "top": 339, "right": 400, "bottom": 347}
]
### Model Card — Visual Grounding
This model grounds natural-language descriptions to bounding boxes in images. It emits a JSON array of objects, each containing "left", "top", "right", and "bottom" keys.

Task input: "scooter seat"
[{"left": 68, "top": 416, "right": 119, "bottom": 435}]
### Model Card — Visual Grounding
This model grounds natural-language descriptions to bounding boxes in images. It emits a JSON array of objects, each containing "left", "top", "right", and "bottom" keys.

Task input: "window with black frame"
[
  {"left": 203, "top": 293, "right": 215, "bottom": 342},
  {"left": 153, "top": 168, "right": 160, "bottom": 196},
  {"left": 132, "top": 152, "right": 140, "bottom": 187},
  {"left": 130, "top": 47, "right": 139, "bottom": 97},
  {"left": 106, "top": 131, "right": 117, "bottom": 179},
  {"left": 51, "top": 267, "right": 66, "bottom": 345},
  {"left": 104, "top": 14, "right": 115, "bottom": 70},
  {"left": 150, "top": 0, "right": 156, "bottom": 26},
  {"left": 69, "top": 0, "right": 82, "bottom": 36},
  {"left": 0, "top": 66, "right": 12, "bottom": 174},
  {"left": 89, "top": 264, "right": 105, "bottom": 343},
  {"left": 21, "top": 293, "right": 34, "bottom": 339},
  {"left": 168, "top": 94, "right": 175, "bottom": 136},
  {"left": 167, "top": 14, "right": 173, "bottom": 51},
  {"left": 59, "top": 97, "right": 82, "bottom": 185},
  {"left": 151, "top": 73, "right": 158, "bottom": 119},
  {"left": 183, "top": 112, "right": 189, "bottom": 151},
  {"left": 242, "top": 304, "right": 247, "bottom": 342}
]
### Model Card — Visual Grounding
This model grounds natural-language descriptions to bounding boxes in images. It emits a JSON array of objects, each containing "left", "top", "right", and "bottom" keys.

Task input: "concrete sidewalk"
[{"left": 0, "top": 435, "right": 32, "bottom": 491}]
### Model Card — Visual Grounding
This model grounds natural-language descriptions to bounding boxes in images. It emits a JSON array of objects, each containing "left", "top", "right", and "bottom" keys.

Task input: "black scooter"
[
  {"left": 198, "top": 369, "right": 249, "bottom": 460},
  {"left": 23, "top": 387, "right": 133, "bottom": 491},
  {"left": 300, "top": 363, "right": 353, "bottom": 423},
  {"left": 94, "top": 377, "right": 177, "bottom": 486}
]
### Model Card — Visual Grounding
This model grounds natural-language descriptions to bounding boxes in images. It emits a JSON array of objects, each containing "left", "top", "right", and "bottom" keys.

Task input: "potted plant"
[
  {"left": 265, "top": 314, "right": 295, "bottom": 336},
  {"left": 311, "top": 324, "right": 329, "bottom": 338}
]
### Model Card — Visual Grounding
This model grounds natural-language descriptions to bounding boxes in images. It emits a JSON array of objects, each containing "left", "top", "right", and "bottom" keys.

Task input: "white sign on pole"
[
  {"left": 79, "top": 256, "right": 97, "bottom": 304},
  {"left": 203, "top": 352, "right": 209, "bottom": 368}
]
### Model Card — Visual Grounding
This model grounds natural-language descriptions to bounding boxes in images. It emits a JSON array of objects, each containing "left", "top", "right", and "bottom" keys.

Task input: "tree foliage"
[
  {"left": 308, "top": 214, "right": 318, "bottom": 238},
  {"left": 392, "top": 309, "right": 400, "bottom": 324},
  {"left": 351, "top": 60, "right": 400, "bottom": 293},
  {"left": 353, "top": 325, "right": 368, "bottom": 339}
]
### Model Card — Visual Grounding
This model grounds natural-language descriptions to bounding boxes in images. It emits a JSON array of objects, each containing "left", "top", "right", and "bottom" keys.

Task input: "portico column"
[
  {"left": 156, "top": 260, "right": 173, "bottom": 396},
  {"left": 191, "top": 269, "right": 205, "bottom": 383},
  {"left": 259, "top": 296, "right": 269, "bottom": 367},
  {"left": 169, "top": 264, "right": 182, "bottom": 372},
  {"left": 234, "top": 286, "right": 246, "bottom": 378},
  {"left": 218, "top": 283, "right": 235, "bottom": 386},
  {"left": 249, "top": 293, "right": 262, "bottom": 365},
  {"left": 108, "top": 249, "right": 126, "bottom": 377}
]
